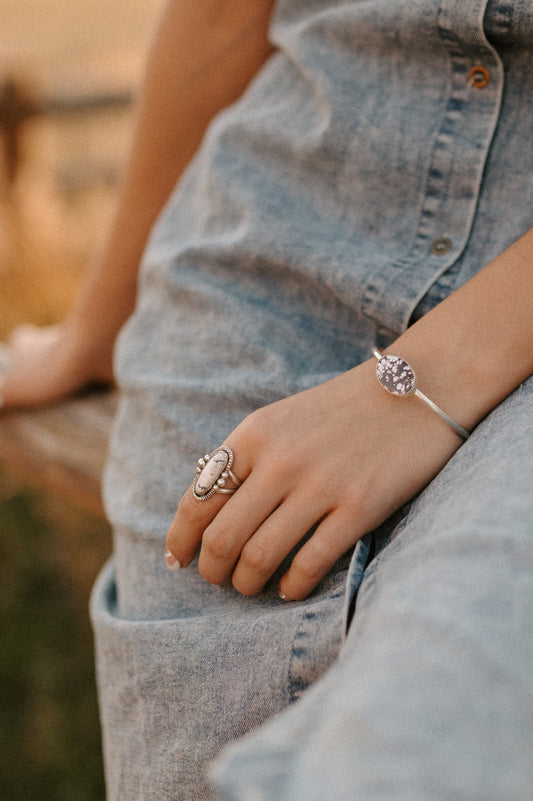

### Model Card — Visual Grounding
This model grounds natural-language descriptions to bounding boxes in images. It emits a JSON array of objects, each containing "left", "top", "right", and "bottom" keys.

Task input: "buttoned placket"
[{"left": 361, "top": 0, "right": 504, "bottom": 335}]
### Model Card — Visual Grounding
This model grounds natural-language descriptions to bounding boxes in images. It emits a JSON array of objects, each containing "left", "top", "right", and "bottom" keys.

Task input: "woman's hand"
[
  {"left": 165, "top": 358, "right": 461, "bottom": 601},
  {"left": 165, "top": 226, "right": 533, "bottom": 601},
  {"left": 0, "top": 321, "right": 114, "bottom": 409}
]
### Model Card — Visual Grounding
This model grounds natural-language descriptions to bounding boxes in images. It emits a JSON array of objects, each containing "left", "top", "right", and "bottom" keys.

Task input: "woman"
[{"left": 2, "top": 1, "right": 532, "bottom": 799}]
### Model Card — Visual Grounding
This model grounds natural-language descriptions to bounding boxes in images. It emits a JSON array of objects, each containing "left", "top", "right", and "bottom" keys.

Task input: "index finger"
[{"left": 164, "top": 444, "right": 247, "bottom": 569}]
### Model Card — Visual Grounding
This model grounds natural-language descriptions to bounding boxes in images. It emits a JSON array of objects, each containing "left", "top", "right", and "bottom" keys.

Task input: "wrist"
[
  {"left": 385, "top": 304, "right": 530, "bottom": 435},
  {"left": 371, "top": 348, "right": 471, "bottom": 440},
  {"left": 391, "top": 230, "right": 533, "bottom": 430}
]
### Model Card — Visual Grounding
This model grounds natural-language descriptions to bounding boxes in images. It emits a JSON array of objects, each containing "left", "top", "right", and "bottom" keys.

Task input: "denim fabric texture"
[{"left": 90, "top": 0, "right": 533, "bottom": 799}]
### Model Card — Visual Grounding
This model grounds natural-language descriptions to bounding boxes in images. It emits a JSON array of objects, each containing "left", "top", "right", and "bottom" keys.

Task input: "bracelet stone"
[{"left": 371, "top": 347, "right": 470, "bottom": 440}]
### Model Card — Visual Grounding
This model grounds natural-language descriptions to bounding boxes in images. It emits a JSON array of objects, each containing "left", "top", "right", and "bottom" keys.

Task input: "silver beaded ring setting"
[{"left": 192, "top": 445, "right": 242, "bottom": 501}]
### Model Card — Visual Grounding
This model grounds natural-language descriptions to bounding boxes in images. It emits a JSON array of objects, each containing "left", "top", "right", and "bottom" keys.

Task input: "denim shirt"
[
  {"left": 109, "top": 0, "right": 533, "bottom": 536},
  {"left": 129, "top": 0, "right": 533, "bottom": 345},
  {"left": 267, "top": 0, "right": 533, "bottom": 334}
]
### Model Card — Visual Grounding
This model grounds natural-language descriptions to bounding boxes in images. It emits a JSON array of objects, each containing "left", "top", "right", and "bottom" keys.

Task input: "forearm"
[
  {"left": 388, "top": 226, "right": 533, "bottom": 436},
  {"left": 71, "top": 0, "right": 276, "bottom": 355}
]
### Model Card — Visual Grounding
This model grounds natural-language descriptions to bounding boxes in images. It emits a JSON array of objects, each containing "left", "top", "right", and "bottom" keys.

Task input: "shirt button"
[
  {"left": 431, "top": 237, "right": 452, "bottom": 256},
  {"left": 468, "top": 65, "right": 490, "bottom": 89}
]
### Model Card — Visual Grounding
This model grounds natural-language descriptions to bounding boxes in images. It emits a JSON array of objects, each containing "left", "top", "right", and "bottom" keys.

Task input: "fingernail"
[{"left": 164, "top": 550, "right": 181, "bottom": 571}]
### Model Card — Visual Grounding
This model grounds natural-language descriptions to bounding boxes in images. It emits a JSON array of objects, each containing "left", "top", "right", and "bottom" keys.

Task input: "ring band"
[
  {"left": 371, "top": 347, "right": 470, "bottom": 440},
  {"left": 192, "top": 446, "right": 242, "bottom": 501}
]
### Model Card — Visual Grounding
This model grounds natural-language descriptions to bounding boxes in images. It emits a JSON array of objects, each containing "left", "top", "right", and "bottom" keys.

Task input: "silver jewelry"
[
  {"left": 192, "top": 445, "right": 242, "bottom": 501},
  {"left": 371, "top": 347, "right": 470, "bottom": 440}
]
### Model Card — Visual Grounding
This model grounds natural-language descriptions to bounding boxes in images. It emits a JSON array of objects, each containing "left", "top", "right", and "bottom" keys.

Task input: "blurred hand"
[
  {"left": 0, "top": 322, "right": 114, "bottom": 410},
  {"left": 165, "top": 359, "right": 461, "bottom": 601}
]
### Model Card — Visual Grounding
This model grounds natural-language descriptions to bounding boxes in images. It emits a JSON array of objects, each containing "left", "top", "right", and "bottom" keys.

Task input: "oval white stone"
[{"left": 194, "top": 450, "right": 230, "bottom": 496}]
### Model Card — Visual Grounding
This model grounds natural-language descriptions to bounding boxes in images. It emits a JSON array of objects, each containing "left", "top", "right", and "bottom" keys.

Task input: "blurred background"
[{"left": 1, "top": 1, "right": 162, "bottom": 798}]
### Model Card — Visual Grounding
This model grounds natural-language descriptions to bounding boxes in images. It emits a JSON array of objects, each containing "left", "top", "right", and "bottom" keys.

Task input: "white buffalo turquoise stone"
[
  {"left": 376, "top": 354, "right": 417, "bottom": 396},
  {"left": 195, "top": 450, "right": 230, "bottom": 496}
]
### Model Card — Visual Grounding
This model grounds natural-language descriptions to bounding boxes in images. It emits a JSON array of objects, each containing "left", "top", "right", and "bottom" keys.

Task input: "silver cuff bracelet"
[{"left": 371, "top": 347, "right": 470, "bottom": 440}]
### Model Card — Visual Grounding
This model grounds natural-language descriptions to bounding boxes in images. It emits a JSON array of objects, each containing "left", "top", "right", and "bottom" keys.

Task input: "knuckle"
[
  {"left": 201, "top": 524, "right": 234, "bottom": 562},
  {"left": 231, "top": 411, "right": 258, "bottom": 446},
  {"left": 233, "top": 405, "right": 270, "bottom": 448},
  {"left": 239, "top": 541, "right": 269, "bottom": 576}
]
